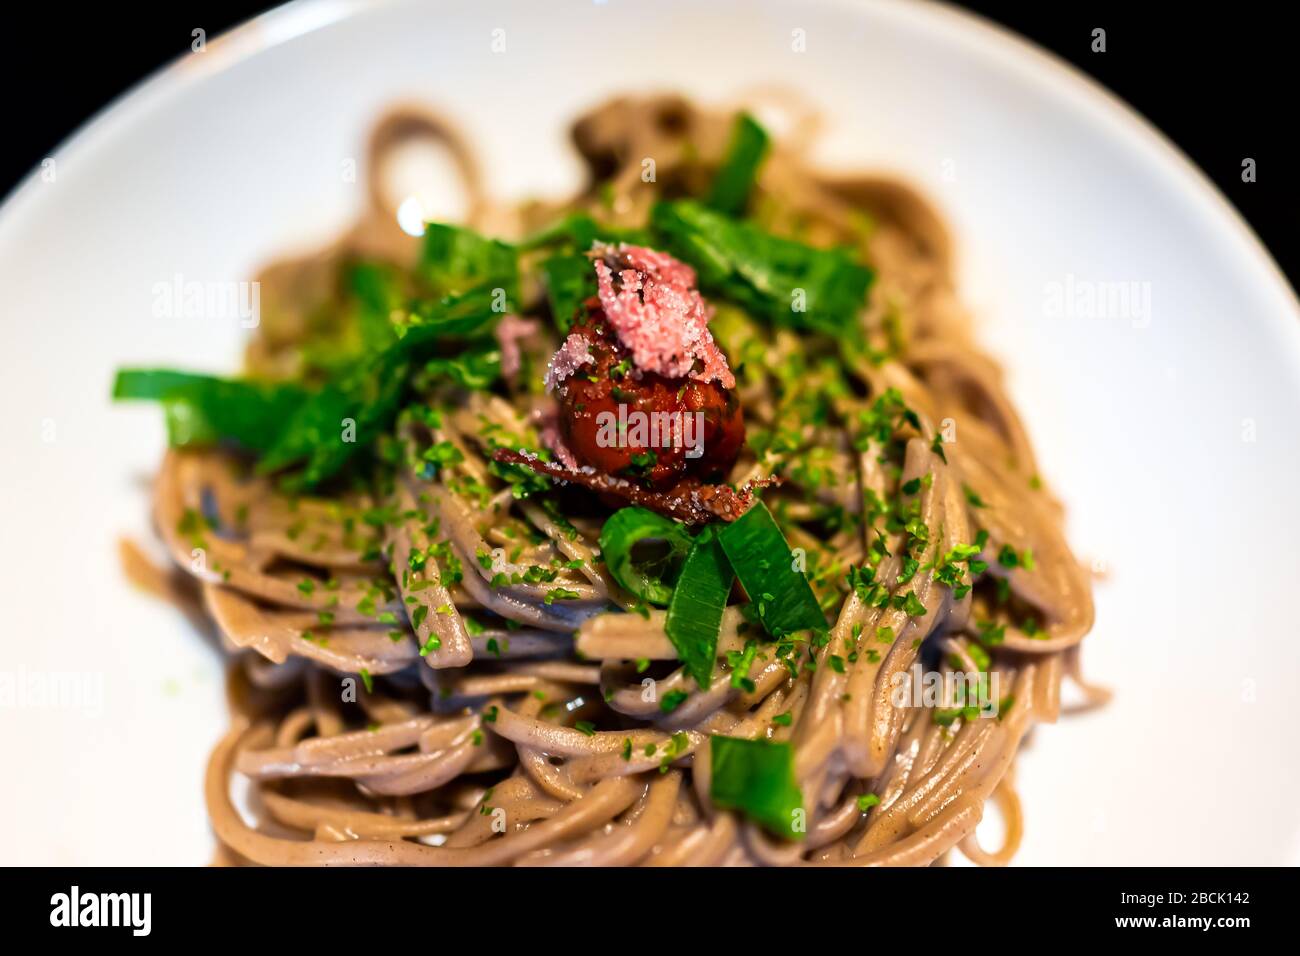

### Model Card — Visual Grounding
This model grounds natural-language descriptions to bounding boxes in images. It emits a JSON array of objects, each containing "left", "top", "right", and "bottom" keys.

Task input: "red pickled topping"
[
  {"left": 548, "top": 304, "right": 743, "bottom": 489},
  {"left": 523, "top": 243, "right": 749, "bottom": 510}
]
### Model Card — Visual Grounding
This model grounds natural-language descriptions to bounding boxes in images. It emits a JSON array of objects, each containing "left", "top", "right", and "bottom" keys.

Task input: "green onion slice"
[
  {"left": 665, "top": 527, "right": 734, "bottom": 689},
  {"left": 717, "top": 501, "right": 827, "bottom": 639},
  {"left": 598, "top": 507, "right": 694, "bottom": 607},
  {"left": 710, "top": 735, "right": 804, "bottom": 840}
]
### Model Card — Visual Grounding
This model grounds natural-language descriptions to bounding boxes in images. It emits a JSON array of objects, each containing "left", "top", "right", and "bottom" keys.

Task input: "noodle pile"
[{"left": 133, "top": 95, "right": 1101, "bottom": 866}]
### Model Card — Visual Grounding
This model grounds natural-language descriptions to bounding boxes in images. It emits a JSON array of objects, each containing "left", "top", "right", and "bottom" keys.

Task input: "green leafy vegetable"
[
  {"left": 113, "top": 370, "right": 308, "bottom": 452},
  {"left": 397, "top": 284, "right": 508, "bottom": 342},
  {"left": 717, "top": 500, "right": 826, "bottom": 639},
  {"left": 112, "top": 369, "right": 224, "bottom": 402},
  {"left": 709, "top": 735, "right": 804, "bottom": 839},
  {"left": 525, "top": 215, "right": 654, "bottom": 332},
  {"left": 256, "top": 287, "right": 501, "bottom": 488},
  {"left": 651, "top": 200, "right": 873, "bottom": 337},
  {"left": 665, "top": 528, "right": 734, "bottom": 689},
  {"left": 347, "top": 260, "right": 404, "bottom": 351},
  {"left": 519, "top": 213, "right": 603, "bottom": 252},
  {"left": 707, "top": 112, "right": 770, "bottom": 216},
  {"left": 598, "top": 507, "right": 695, "bottom": 606},
  {"left": 540, "top": 253, "right": 596, "bottom": 332},
  {"left": 117, "top": 224, "right": 517, "bottom": 491},
  {"left": 422, "top": 345, "right": 502, "bottom": 389},
  {"left": 519, "top": 213, "right": 649, "bottom": 253},
  {"left": 254, "top": 353, "right": 405, "bottom": 488},
  {"left": 420, "top": 222, "right": 518, "bottom": 303}
]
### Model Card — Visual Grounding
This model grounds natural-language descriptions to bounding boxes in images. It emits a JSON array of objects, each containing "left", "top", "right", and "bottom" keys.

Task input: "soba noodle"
[{"left": 125, "top": 94, "right": 1101, "bottom": 866}]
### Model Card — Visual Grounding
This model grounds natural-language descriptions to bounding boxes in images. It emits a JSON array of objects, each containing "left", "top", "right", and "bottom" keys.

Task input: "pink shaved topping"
[
  {"left": 544, "top": 332, "right": 595, "bottom": 392},
  {"left": 494, "top": 314, "right": 539, "bottom": 379},
  {"left": 592, "top": 243, "right": 735, "bottom": 389},
  {"left": 539, "top": 414, "right": 580, "bottom": 471}
]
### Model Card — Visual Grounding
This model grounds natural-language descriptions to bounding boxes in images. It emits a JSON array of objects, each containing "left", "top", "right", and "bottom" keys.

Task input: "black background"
[
  {"left": 1, "top": 2, "right": 1294, "bottom": 284},
  {"left": 5, "top": 865, "right": 1283, "bottom": 937}
]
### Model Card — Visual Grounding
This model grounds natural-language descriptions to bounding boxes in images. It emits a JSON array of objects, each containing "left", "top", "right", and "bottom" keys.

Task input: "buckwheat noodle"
[{"left": 135, "top": 94, "right": 1102, "bottom": 866}]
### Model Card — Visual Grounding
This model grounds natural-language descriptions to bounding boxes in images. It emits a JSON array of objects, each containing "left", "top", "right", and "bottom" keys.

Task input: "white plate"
[{"left": 2, "top": 0, "right": 1297, "bottom": 866}]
